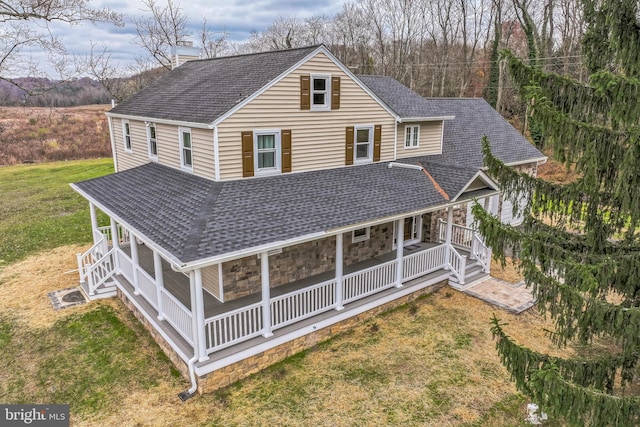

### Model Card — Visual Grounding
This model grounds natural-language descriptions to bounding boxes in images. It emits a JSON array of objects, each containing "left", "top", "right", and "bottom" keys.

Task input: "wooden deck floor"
[{"left": 121, "top": 241, "right": 442, "bottom": 319}]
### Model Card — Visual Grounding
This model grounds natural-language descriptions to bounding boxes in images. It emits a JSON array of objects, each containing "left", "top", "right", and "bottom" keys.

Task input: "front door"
[{"left": 395, "top": 216, "right": 421, "bottom": 247}]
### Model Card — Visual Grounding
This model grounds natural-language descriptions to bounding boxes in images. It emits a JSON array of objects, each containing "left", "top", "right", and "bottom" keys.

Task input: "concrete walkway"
[{"left": 459, "top": 277, "right": 535, "bottom": 314}]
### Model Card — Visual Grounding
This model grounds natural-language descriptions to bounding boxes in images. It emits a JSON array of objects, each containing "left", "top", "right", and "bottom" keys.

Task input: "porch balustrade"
[{"left": 92, "top": 225, "right": 471, "bottom": 357}]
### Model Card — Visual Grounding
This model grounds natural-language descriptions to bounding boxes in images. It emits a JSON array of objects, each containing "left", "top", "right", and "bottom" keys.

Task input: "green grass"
[
  {"left": 0, "top": 158, "right": 114, "bottom": 267},
  {"left": 0, "top": 305, "right": 181, "bottom": 415}
]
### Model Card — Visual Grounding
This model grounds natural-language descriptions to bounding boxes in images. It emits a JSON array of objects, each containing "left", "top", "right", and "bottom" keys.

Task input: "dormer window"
[{"left": 311, "top": 75, "right": 330, "bottom": 110}]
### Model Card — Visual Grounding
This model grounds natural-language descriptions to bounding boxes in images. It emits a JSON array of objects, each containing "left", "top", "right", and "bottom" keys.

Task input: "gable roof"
[
  {"left": 358, "top": 75, "right": 545, "bottom": 167},
  {"left": 357, "top": 75, "right": 454, "bottom": 121},
  {"left": 109, "top": 45, "right": 322, "bottom": 125},
  {"left": 73, "top": 161, "right": 478, "bottom": 268}
]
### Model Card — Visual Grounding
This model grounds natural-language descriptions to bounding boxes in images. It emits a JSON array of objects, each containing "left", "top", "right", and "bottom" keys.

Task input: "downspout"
[{"left": 178, "top": 355, "right": 199, "bottom": 401}]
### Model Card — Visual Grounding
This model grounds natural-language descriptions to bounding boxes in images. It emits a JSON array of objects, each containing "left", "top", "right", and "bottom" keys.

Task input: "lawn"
[
  {"left": 0, "top": 158, "right": 113, "bottom": 268},
  {"left": 0, "top": 159, "right": 570, "bottom": 426}
]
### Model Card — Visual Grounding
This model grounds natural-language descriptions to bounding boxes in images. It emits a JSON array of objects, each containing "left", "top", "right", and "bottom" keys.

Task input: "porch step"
[
  {"left": 448, "top": 263, "right": 490, "bottom": 291},
  {"left": 80, "top": 280, "right": 117, "bottom": 300}
]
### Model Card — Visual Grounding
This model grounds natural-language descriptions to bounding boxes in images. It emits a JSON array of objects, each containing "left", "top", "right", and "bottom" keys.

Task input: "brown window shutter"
[
  {"left": 241, "top": 131, "right": 254, "bottom": 177},
  {"left": 300, "top": 75, "right": 310, "bottom": 110},
  {"left": 331, "top": 76, "right": 341, "bottom": 110},
  {"left": 345, "top": 126, "right": 354, "bottom": 165},
  {"left": 373, "top": 125, "right": 382, "bottom": 162},
  {"left": 282, "top": 129, "right": 292, "bottom": 173}
]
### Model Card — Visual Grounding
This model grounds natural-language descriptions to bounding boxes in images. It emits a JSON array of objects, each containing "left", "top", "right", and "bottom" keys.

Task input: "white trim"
[
  {"left": 438, "top": 121, "right": 445, "bottom": 155},
  {"left": 107, "top": 115, "right": 118, "bottom": 173},
  {"left": 310, "top": 73, "right": 331, "bottom": 111},
  {"left": 179, "top": 127, "right": 193, "bottom": 172},
  {"left": 398, "top": 116, "right": 455, "bottom": 122},
  {"left": 387, "top": 162, "right": 423, "bottom": 171},
  {"left": 451, "top": 170, "right": 500, "bottom": 201},
  {"left": 193, "top": 271, "right": 449, "bottom": 377},
  {"left": 106, "top": 112, "right": 211, "bottom": 130},
  {"left": 253, "top": 129, "right": 282, "bottom": 175},
  {"left": 351, "top": 227, "right": 370, "bottom": 243},
  {"left": 146, "top": 122, "right": 158, "bottom": 161},
  {"left": 122, "top": 119, "right": 132, "bottom": 153},
  {"left": 213, "top": 126, "right": 221, "bottom": 181},
  {"left": 211, "top": 46, "right": 400, "bottom": 127},
  {"left": 503, "top": 157, "right": 548, "bottom": 167},
  {"left": 393, "top": 118, "right": 398, "bottom": 160},
  {"left": 353, "top": 124, "right": 374, "bottom": 163},
  {"left": 404, "top": 124, "right": 420, "bottom": 149},
  {"left": 217, "top": 262, "right": 224, "bottom": 303}
]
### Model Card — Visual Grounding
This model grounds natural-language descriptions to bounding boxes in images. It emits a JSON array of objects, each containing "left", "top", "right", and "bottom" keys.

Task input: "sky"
[{"left": 42, "top": 0, "right": 346, "bottom": 73}]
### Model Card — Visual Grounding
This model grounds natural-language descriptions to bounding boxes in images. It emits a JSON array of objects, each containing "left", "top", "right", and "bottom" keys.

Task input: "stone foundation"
[
  {"left": 197, "top": 279, "right": 447, "bottom": 394},
  {"left": 116, "top": 286, "right": 190, "bottom": 378}
]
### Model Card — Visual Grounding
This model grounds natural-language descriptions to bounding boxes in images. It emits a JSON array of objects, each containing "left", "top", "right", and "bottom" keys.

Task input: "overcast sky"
[{"left": 42, "top": 0, "right": 346, "bottom": 71}]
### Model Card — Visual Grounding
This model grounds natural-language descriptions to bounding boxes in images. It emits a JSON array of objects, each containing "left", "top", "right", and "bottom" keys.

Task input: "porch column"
[
  {"left": 130, "top": 233, "right": 140, "bottom": 295},
  {"left": 335, "top": 234, "right": 344, "bottom": 311},
  {"left": 110, "top": 218, "right": 120, "bottom": 270},
  {"left": 154, "top": 250, "right": 165, "bottom": 321},
  {"left": 89, "top": 202, "right": 99, "bottom": 244},
  {"left": 261, "top": 251, "right": 273, "bottom": 338},
  {"left": 444, "top": 207, "right": 454, "bottom": 268},
  {"left": 395, "top": 219, "right": 404, "bottom": 288},
  {"left": 193, "top": 269, "right": 208, "bottom": 362},
  {"left": 188, "top": 272, "right": 205, "bottom": 362}
]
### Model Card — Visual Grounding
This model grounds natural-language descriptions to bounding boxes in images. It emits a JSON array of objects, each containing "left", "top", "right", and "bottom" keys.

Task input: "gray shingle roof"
[
  {"left": 358, "top": 76, "right": 545, "bottom": 168},
  {"left": 74, "top": 162, "right": 448, "bottom": 265},
  {"left": 109, "top": 45, "right": 321, "bottom": 124}
]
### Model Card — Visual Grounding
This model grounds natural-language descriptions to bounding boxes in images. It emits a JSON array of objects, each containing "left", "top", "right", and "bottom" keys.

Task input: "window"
[
  {"left": 311, "top": 75, "right": 330, "bottom": 110},
  {"left": 405, "top": 125, "right": 419, "bottom": 148},
  {"left": 179, "top": 128, "right": 192, "bottom": 170},
  {"left": 254, "top": 130, "right": 281, "bottom": 174},
  {"left": 122, "top": 120, "right": 132, "bottom": 152},
  {"left": 147, "top": 123, "right": 157, "bottom": 160},
  {"left": 355, "top": 126, "right": 373, "bottom": 162},
  {"left": 352, "top": 227, "right": 370, "bottom": 243}
]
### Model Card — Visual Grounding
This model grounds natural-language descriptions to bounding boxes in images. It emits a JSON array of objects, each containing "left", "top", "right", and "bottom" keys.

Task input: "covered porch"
[{"left": 77, "top": 204, "right": 492, "bottom": 371}]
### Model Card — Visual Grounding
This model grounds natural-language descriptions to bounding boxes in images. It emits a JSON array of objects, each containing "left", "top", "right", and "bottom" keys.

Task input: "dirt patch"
[{"left": 0, "top": 244, "right": 101, "bottom": 328}]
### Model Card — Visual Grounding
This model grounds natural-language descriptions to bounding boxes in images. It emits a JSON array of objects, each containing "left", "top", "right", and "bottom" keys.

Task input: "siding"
[
  {"left": 112, "top": 118, "right": 150, "bottom": 171},
  {"left": 201, "top": 264, "right": 221, "bottom": 301},
  {"left": 396, "top": 121, "right": 443, "bottom": 159},
  {"left": 217, "top": 52, "right": 396, "bottom": 180},
  {"left": 112, "top": 118, "right": 216, "bottom": 179}
]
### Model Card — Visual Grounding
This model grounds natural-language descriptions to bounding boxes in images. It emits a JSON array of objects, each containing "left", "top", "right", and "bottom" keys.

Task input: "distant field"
[
  {"left": 0, "top": 105, "right": 111, "bottom": 165},
  {"left": 0, "top": 158, "right": 114, "bottom": 267}
]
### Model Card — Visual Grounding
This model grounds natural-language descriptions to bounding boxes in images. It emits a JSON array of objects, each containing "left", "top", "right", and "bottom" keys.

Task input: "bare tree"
[
  {"left": 133, "top": 0, "right": 190, "bottom": 70},
  {"left": 0, "top": 0, "right": 123, "bottom": 87},
  {"left": 199, "top": 16, "right": 228, "bottom": 59}
]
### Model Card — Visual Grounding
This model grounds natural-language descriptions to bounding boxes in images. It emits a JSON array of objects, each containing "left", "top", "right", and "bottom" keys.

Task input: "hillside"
[
  {"left": 0, "top": 77, "right": 111, "bottom": 107},
  {"left": 0, "top": 105, "right": 112, "bottom": 165}
]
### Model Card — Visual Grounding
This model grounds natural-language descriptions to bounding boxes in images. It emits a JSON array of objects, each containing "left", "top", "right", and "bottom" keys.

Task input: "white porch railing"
[
  {"left": 204, "top": 302, "right": 263, "bottom": 353},
  {"left": 448, "top": 247, "right": 467, "bottom": 284},
  {"left": 471, "top": 234, "right": 490, "bottom": 273},
  {"left": 438, "top": 219, "right": 475, "bottom": 249},
  {"left": 271, "top": 279, "right": 337, "bottom": 330},
  {"left": 403, "top": 245, "right": 447, "bottom": 282},
  {"left": 77, "top": 234, "right": 115, "bottom": 295},
  {"left": 138, "top": 268, "right": 159, "bottom": 310},
  {"left": 160, "top": 288, "right": 193, "bottom": 345},
  {"left": 117, "top": 251, "right": 135, "bottom": 284},
  {"left": 343, "top": 259, "right": 397, "bottom": 304},
  {"left": 97, "top": 224, "right": 130, "bottom": 247}
]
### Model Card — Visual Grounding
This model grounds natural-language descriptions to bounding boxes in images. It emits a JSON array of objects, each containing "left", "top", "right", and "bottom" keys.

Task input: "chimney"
[{"left": 171, "top": 40, "right": 201, "bottom": 69}]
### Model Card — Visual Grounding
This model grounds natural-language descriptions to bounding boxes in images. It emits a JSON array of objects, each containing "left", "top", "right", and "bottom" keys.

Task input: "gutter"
[
  {"left": 178, "top": 355, "right": 199, "bottom": 401},
  {"left": 398, "top": 115, "right": 455, "bottom": 123}
]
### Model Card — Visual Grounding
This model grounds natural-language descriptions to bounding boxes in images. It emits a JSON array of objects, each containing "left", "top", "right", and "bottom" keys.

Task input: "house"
[{"left": 72, "top": 45, "right": 545, "bottom": 396}]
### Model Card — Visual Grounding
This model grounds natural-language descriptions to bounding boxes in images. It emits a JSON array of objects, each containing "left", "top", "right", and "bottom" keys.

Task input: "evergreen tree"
[{"left": 473, "top": 1, "right": 640, "bottom": 425}]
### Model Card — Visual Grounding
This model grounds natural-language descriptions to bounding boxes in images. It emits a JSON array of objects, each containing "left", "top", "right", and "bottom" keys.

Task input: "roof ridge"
[{"left": 187, "top": 44, "right": 323, "bottom": 64}]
